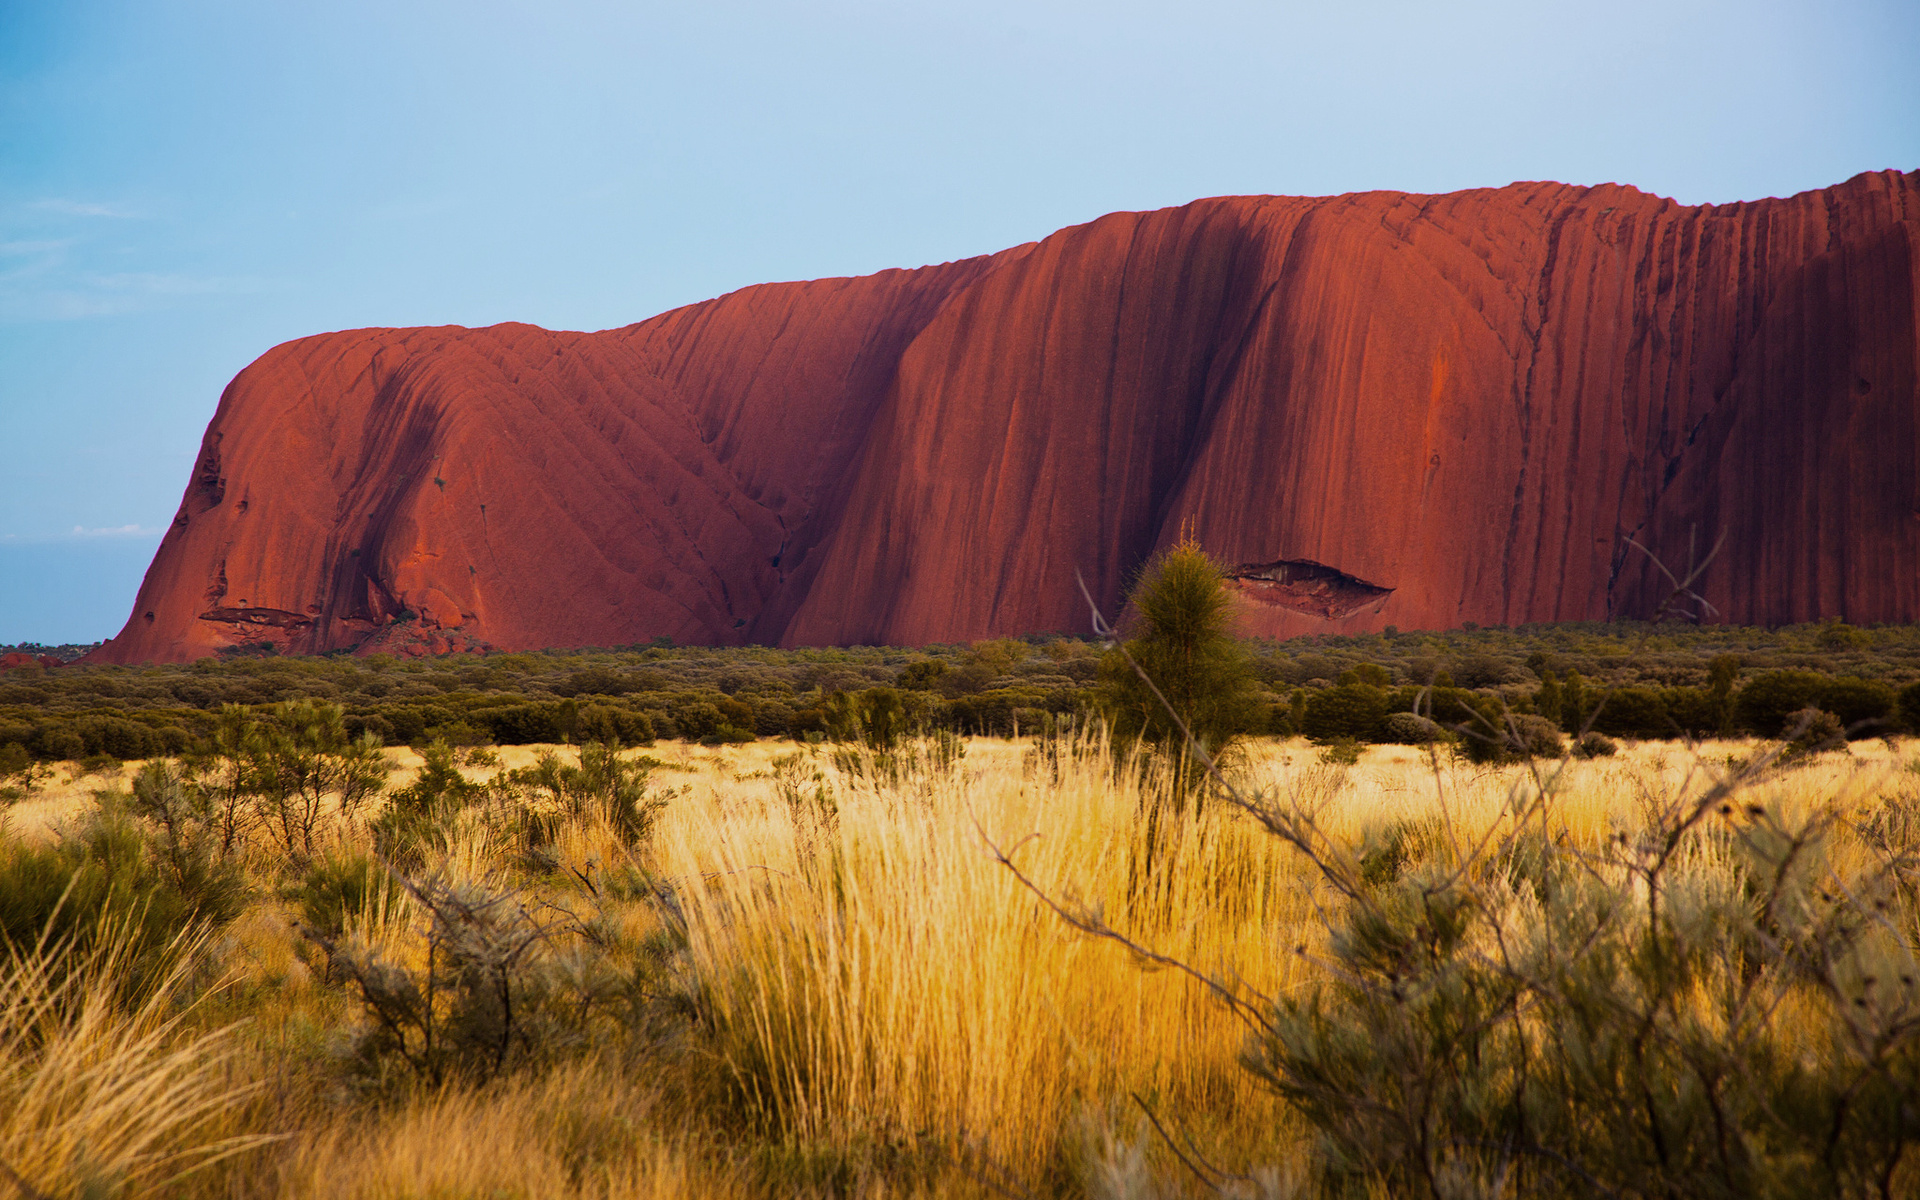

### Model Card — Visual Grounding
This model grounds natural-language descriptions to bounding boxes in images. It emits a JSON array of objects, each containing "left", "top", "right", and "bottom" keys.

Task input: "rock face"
[{"left": 91, "top": 171, "right": 1919, "bottom": 663}]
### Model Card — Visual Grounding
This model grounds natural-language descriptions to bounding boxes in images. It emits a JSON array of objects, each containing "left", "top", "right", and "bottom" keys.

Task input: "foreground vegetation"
[
  {"left": 4, "top": 719, "right": 1919, "bottom": 1197},
  {"left": 11, "top": 543, "right": 1920, "bottom": 1197}
]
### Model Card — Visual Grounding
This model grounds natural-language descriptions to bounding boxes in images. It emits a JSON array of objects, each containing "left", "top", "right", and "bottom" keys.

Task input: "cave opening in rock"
[{"left": 1224, "top": 558, "right": 1393, "bottom": 619}]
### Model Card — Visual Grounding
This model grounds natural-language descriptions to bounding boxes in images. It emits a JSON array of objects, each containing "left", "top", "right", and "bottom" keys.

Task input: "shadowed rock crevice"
[{"left": 1224, "top": 560, "right": 1394, "bottom": 619}]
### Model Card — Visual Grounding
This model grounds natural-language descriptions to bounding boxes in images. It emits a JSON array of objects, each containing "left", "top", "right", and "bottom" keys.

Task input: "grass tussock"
[{"left": 0, "top": 919, "right": 270, "bottom": 1196}]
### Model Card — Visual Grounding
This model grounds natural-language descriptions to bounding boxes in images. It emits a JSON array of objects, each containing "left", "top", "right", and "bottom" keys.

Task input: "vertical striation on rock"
[{"left": 89, "top": 170, "right": 1919, "bottom": 663}]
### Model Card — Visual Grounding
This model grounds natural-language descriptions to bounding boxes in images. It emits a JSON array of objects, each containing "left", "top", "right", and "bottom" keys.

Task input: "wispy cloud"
[
  {"left": 89, "top": 271, "right": 264, "bottom": 296},
  {"left": 30, "top": 198, "right": 144, "bottom": 219},
  {"left": 0, "top": 261, "right": 271, "bottom": 320},
  {"left": 0, "top": 197, "right": 272, "bottom": 320},
  {"left": 0, "top": 525, "right": 166, "bottom": 545},
  {"left": 0, "top": 238, "right": 75, "bottom": 257},
  {"left": 71, "top": 524, "right": 162, "bottom": 538}
]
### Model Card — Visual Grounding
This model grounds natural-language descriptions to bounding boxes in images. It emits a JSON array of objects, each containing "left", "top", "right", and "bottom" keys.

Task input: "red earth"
[
  {"left": 0, "top": 654, "right": 63, "bottom": 670},
  {"left": 89, "top": 171, "right": 1919, "bottom": 663}
]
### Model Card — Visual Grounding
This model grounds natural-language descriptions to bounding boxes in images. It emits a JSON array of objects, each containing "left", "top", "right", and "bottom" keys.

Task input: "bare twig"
[{"left": 977, "top": 820, "right": 1277, "bottom": 1033}]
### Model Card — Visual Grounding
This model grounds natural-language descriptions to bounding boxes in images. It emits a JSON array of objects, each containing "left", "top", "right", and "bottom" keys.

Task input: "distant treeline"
[{"left": 4, "top": 621, "right": 1920, "bottom": 765}]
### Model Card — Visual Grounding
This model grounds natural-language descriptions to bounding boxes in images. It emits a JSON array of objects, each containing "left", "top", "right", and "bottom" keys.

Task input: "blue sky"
[{"left": 1, "top": 0, "right": 1915, "bottom": 644}]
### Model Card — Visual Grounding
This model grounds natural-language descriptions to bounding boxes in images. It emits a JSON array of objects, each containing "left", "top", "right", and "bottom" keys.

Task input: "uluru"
[{"left": 89, "top": 170, "right": 1918, "bottom": 664}]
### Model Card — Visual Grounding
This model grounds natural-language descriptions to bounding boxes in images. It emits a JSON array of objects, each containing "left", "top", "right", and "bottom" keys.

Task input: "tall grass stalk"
[{"left": 0, "top": 917, "right": 272, "bottom": 1196}]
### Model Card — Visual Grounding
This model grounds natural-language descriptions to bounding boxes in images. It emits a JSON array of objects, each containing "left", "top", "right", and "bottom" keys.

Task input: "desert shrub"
[
  {"left": 370, "top": 739, "right": 487, "bottom": 871},
  {"left": 1573, "top": 731, "right": 1618, "bottom": 758},
  {"left": 1587, "top": 686, "right": 1673, "bottom": 739},
  {"left": 554, "top": 666, "right": 639, "bottom": 698},
  {"left": 1301, "top": 684, "right": 1390, "bottom": 743},
  {"left": 1454, "top": 711, "right": 1564, "bottom": 765},
  {"left": 414, "top": 718, "right": 492, "bottom": 749},
  {"left": 670, "top": 701, "right": 723, "bottom": 741},
  {"left": 343, "top": 710, "right": 396, "bottom": 744},
  {"left": 750, "top": 698, "right": 797, "bottom": 737},
  {"left": 125, "top": 760, "right": 250, "bottom": 920},
  {"left": 1782, "top": 706, "right": 1848, "bottom": 760},
  {"left": 476, "top": 701, "right": 570, "bottom": 745},
  {"left": 1658, "top": 685, "right": 1722, "bottom": 738},
  {"left": 292, "top": 851, "right": 407, "bottom": 948},
  {"left": 71, "top": 714, "right": 164, "bottom": 760},
  {"left": 1819, "top": 620, "right": 1872, "bottom": 650},
  {"left": 1421, "top": 685, "right": 1490, "bottom": 729},
  {"left": 178, "top": 703, "right": 267, "bottom": 859},
  {"left": 1821, "top": 676, "right": 1897, "bottom": 738},
  {"left": 251, "top": 700, "right": 388, "bottom": 860},
  {"left": 942, "top": 688, "right": 1060, "bottom": 737},
  {"left": 1899, "top": 681, "right": 1920, "bottom": 733},
  {"left": 0, "top": 742, "right": 47, "bottom": 804},
  {"left": 1161, "top": 737, "right": 1920, "bottom": 1197},
  {"left": 304, "top": 872, "right": 647, "bottom": 1086},
  {"left": 34, "top": 726, "right": 85, "bottom": 762},
  {"left": 824, "top": 687, "right": 913, "bottom": 750},
  {"left": 1339, "top": 663, "right": 1393, "bottom": 688},
  {"left": 1545, "top": 669, "right": 1586, "bottom": 732},
  {"left": 1264, "top": 693, "right": 1304, "bottom": 737},
  {"left": 898, "top": 660, "right": 950, "bottom": 691},
  {"left": 508, "top": 742, "right": 665, "bottom": 851},
  {"left": 576, "top": 703, "right": 655, "bottom": 748},
  {"left": 1380, "top": 712, "right": 1448, "bottom": 745},
  {"left": 1705, "top": 653, "right": 1742, "bottom": 730},
  {"left": 774, "top": 751, "right": 841, "bottom": 876},
  {"left": 1316, "top": 737, "right": 1362, "bottom": 766},
  {"left": 0, "top": 799, "right": 243, "bottom": 985},
  {"left": 374, "top": 704, "right": 449, "bottom": 747},
  {"left": 1097, "top": 538, "right": 1261, "bottom": 773},
  {"left": 1355, "top": 816, "right": 1446, "bottom": 888},
  {"left": 1450, "top": 652, "right": 1521, "bottom": 689},
  {"left": 1735, "top": 670, "right": 1830, "bottom": 736}
]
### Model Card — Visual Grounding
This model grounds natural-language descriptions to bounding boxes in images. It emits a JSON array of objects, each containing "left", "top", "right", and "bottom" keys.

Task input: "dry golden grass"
[
  {"left": 3, "top": 733, "right": 1914, "bottom": 1197},
  {"left": 0, "top": 921, "right": 272, "bottom": 1196}
]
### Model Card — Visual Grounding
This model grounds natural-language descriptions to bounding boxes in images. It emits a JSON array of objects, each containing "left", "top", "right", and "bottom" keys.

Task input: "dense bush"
[
  {"left": 1454, "top": 711, "right": 1564, "bottom": 765},
  {"left": 509, "top": 741, "right": 665, "bottom": 851},
  {"left": 1379, "top": 712, "right": 1448, "bottom": 745},
  {"left": 1735, "top": 670, "right": 1832, "bottom": 737},
  {"left": 1821, "top": 676, "right": 1898, "bottom": 737},
  {"left": 1587, "top": 686, "right": 1678, "bottom": 738},
  {"left": 306, "top": 871, "right": 653, "bottom": 1086},
  {"left": 1217, "top": 743, "right": 1920, "bottom": 1198},
  {"left": 0, "top": 796, "right": 246, "bottom": 985},
  {"left": 1301, "top": 683, "right": 1390, "bottom": 743}
]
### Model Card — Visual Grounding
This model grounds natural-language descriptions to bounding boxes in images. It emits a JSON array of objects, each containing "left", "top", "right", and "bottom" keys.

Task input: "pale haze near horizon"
[{"left": 1, "top": 0, "right": 1915, "bottom": 644}]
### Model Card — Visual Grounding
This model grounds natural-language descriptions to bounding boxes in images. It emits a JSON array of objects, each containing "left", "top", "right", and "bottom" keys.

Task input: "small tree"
[
  {"left": 1097, "top": 537, "right": 1260, "bottom": 804},
  {"left": 185, "top": 704, "right": 265, "bottom": 857},
  {"left": 253, "top": 700, "right": 388, "bottom": 860}
]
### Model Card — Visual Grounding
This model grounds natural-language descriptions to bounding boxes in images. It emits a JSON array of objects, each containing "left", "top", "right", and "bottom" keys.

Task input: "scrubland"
[{"left": 4, "top": 731, "right": 1919, "bottom": 1198}]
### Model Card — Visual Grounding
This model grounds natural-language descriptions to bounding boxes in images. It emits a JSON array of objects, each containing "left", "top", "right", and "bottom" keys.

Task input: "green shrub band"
[{"left": 3, "top": 624, "right": 1918, "bottom": 770}]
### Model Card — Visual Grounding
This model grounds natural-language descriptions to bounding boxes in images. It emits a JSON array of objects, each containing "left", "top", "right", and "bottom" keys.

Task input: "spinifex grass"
[{"left": 0, "top": 918, "right": 273, "bottom": 1196}]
